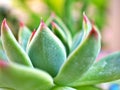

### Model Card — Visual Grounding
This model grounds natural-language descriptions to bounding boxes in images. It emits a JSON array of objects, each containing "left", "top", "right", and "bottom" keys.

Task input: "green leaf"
[
  {"left": 18, "top": 22, "right": 31, "bottom": 51},
  {"left": 71, "top": 52, "right": 120, "bottom": 86},
  {"left": 51, "top": 22, "right": 70, "bottom": 55},
  {"left": 0, "top": 88, "right": 14, "bottom": 90},
  {"left": 82, "top": 12, "right": 92, "bottom": 36},
  {"left": 51, "top": 86, "right": 76, "bottom": 90},
  {"left": 75, "top": 86, "right": 101, "bottom": 90},
  {"left": 27, "top": 21, "right": 66, "bottom": 77},
  {"left": 46, "top": 14, "right": 72, "bottom": 54},
  {"left": 1, "top": 19, "right": 33, "bottom": 67},
  {"left": 0, "top": 38, "right": 7, "bottom": 60},
  {"left": 71, "top": 13, "right": 92, "bottom": 52},
  {"left": 0, "top": 61, "right": 54, "bottom": 90},
  {"left": 54, "top": 25, "right": 101, "bottom": 86},
  {"left": 71, "top": 31, "right": 83, "bottom": 52}
]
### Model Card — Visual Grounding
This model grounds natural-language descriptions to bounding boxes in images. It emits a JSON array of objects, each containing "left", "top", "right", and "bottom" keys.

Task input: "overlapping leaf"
[
  {"left": 1, "top": 19, "right": 33, "bottom": 67},
  {"left": 27, "top": 21, "right": 66, "bottom": 77},
  {"left": 18, "top": 22, "right": 31, "bottom": 51},
  {"left": 71, "top": 52, "right": 120, "bottom": 86},
  {"left": 71, "top": 13, "right": 92, "bottom": 52},
  {"left": 46, "top": 14, "right": 72, "bottom": 54},
  {"left": 51, "top": 22, "right": 70, "bottom": 55},
  {"left": 0, "top": 61, "right": 54, "bottom": 90},
  {"left": 54, "top": 25, "right": 101, "bottom": 86},
  {"left": 0, "top": 38, "right": 7, "bottom": 60}
]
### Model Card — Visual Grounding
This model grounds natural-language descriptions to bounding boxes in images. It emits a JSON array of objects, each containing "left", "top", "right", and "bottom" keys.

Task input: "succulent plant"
[{"left": 0, "top": 14, "right": 120, "bottom": 90}]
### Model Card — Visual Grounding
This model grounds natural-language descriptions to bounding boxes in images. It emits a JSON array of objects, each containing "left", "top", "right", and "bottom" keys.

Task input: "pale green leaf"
[
  {"left": 54, "top": 26, "right": 101, "bottom": 86},
  {"left": 71, "top": 52, "right": 120, "bottom": 86},
  {"left": 1, "top": 19, "right": 33, "bottom": 67},
  {"left": 46, "top": 14, "right": 72, "bottom": 54},
  {"left": 0, "top": 61, "right": 54, "bottom": 90},
  {"left": 0, "top": 38, "right": 7, "bottom": 60},
  {"left": 51, "top": 22, "right": 70, "bottom": 55},
  {"left": 18, "top": 23, "right": 31, "bottom": 51},
  {"left": 27, "top": 21, "right": 66, "bottom": 77}
]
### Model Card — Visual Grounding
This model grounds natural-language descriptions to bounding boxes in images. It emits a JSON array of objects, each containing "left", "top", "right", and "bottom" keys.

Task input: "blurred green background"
[
  {"left": 0, "top": 0, "right": 108, "bottom": 37},
  {"left": 1, "top": 0, "right": 120, "bottom": 52}
]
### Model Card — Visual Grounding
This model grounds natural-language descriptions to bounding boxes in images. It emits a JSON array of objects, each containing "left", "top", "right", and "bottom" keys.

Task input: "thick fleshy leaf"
[
  {"left": 54, "top": 25, "right": 101, "bottom": 85},
  {"left": 71, "top": 13, "right": 92, "bottom": 52},
  {"left": 75, "top": 86, "right": 101, "bottom": 90},
  {"left": 1, "top": 19, "right": 33, "bottom": 67},
  {"left": 18, "top": 22, "right": 31, "bottom": 51},
  {"left": 70, "top": 52, "right": 120, "bottom": 86},
  {"left": 0, "top": 61, "right": 54, "bottom": 90},
  {"left": 46, "top": 14, "right": 72, "bottom": 54},
  {"left": 27, "top": 21, "right": 66, "bottom": 77},
  {"left": 52, "top": 22, "right": 70, "bottom": 55},
  {"left": 0, "top": 38, "right": 7, "bottom": 60},
  {"left": 51, "top": 86, "right": 76, "bottom": 90}
]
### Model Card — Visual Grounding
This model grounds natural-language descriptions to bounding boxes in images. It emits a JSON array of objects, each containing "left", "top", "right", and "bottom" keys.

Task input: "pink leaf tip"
[
  {"left": 1, "top": 18, "right": 9, "bottom": 31},
  {"left": 30, "top": 29, "right": 36, "bottom": 42},
  {"left": 19, "top": 21, "right": 24, "bottom": 27},
  {"left": 83, "top": 12, "right": 88, "bottom": 23},
  {"left": 50, "top": 12, "right": 56, "bottom": 18},
  {"left": 2, "top": 18, "right": 7, "bottom": 27},
  {"left": 40, "top": 20, "right": 46, "bottom": 29},
  {"left": 51, "top": 21, "right": 56, "bottom": 29},
  {"left": 90, "top": 25, "right": 98, "bottom": 39},
  {"left": 0, "top": 61, "right": 8, "bottom": 68}
]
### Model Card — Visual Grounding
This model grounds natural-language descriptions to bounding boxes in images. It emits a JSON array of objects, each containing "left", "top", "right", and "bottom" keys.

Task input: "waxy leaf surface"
[
  {"left": 54, "top": 26, "right": 101, "bottom": 86},
  {"left": 71, "top": 52, "right": 120, "bottom": 86},
  {"left": 52, "top": 22, "right": 70, "bottom": 55},
  {"left": 1, "top": 19, "right": 32, "bottom": 67},
  {"left": 71, "top": 13, "right": 92, "bottom": 52},
  {"left": 27, "top": 21, "right": 66, "bottom": 77},
  {"left": 46, "top": 14, "right": 72, "bottom": 54},
  {"left": 0, "top": 61, "right": 54, "bottom": 90},
  {"left": 18, "top": 23, "right": 31, "bottom": 51}
]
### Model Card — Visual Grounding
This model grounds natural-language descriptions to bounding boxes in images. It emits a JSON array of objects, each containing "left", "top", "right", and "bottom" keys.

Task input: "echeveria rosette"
[{"left": 0, "top": 14, "right": 120, "bottom": 90}]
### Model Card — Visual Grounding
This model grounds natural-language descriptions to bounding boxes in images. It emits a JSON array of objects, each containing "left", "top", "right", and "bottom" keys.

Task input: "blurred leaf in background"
[
  {"left": 11, "top": 0, "right": 108, "bottom": 37},
  {"left": 0, "top": 7, "right": 19, "bottom": 38},
  {"left": 44, "top": 0, "right": 108, "bottom": 36},
  {"left": 12, "top": 0, "right": 49, "bottom": 30}
]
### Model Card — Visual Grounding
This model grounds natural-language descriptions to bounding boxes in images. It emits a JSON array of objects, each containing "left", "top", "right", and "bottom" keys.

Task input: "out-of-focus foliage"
[
  {"left": 12, "top": 0, "right": 49, "bottom": 30},
  {"left": 0, "top": 7, "right": 19, "bottom": 38},
  {"left": 45, "top": 0, "right": 108, "bottom": 36},
  {"left": 11, "top": 0, "right": 107, "bottom": 36}
]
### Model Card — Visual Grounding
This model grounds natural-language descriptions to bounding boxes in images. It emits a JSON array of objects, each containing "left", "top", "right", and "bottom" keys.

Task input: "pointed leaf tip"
[
  {"left": 83, "top": 12, "right": 88, "bottom": 23},
  {"left": 30, "top": 30, "right": 36, "bottom": 42},
  {"left": 51, "top": 21, "right": 56, "bottom": 29},
  {"left": 51, "top": 12, "right": 56, "bottom": 18},
  {"left": 90, "top": 25, "right": 99, "bottom": 39},
  {"left": 2, "top": 18, "right": 7, "bottom": 27},
  {"left": 0, "top": 61, "right": 8, "bottom": 68},
  {"left": 19, "top": 21, "right": 24, "bottom": 27},
  {"left": 40, "top": 20, "right": 46, "bottom": 29}
]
